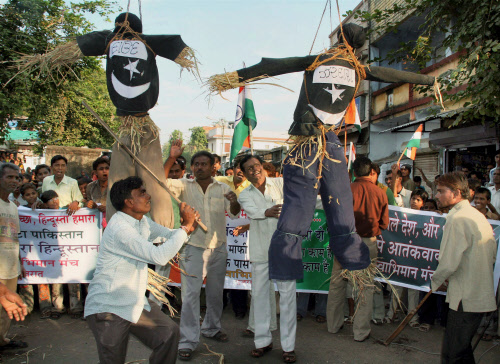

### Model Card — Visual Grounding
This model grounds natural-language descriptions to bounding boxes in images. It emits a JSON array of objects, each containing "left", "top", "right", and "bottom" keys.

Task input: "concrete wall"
[{"left": 44, "top": 146, "right": 110, "bottom": 179}]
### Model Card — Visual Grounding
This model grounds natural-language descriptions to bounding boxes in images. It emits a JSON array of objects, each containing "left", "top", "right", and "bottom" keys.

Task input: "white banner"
[
  {"left": 17, "top": 207, "right": 102, "bottom": 284},
  {"left": 224, "top": 210, "right": 252, "bottom": 290}
]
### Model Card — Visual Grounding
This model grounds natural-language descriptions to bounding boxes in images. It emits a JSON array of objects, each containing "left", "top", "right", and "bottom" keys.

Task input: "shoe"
[
  {"left": 371, "top": 318, "right": 383, "bottom": 325},
  {"left": 354, "top": 334, "right": 370, "bottom": 342},
  {"left": 178, "top": 348, "right": 192, "bottom": 361}
]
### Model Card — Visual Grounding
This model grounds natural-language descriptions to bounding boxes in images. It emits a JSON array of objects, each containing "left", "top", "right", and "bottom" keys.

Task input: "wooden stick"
[
  {"left": 384, "top": 290, "right": 433, "bottom": 346},
  {"left": 396, "top": 147, "right": 407, "bottom": 166},
  {"left": 82, "top": 101, "right": 207, "bottom": 232}
]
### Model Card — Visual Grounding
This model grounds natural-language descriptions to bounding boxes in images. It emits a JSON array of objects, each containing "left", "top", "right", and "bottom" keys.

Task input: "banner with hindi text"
[{"left": 17, "top": 207, "right": 102, "bottom": 284}]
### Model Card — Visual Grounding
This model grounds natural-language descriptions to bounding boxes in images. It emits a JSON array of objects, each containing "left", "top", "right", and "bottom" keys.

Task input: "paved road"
[{"left": 2, "top": 307, "right": 499, "bottom": 363}]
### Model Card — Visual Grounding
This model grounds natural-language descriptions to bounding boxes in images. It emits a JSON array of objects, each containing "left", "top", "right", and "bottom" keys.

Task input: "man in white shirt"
[
  {"left": 238, "top": 155, "right": 297, "bottom": 362},
  {"left": 390, "top": 164, "right": 411, "bottom": 208},
  {"left": 85, "top": 176, "right": 199, "bottom": 364},
  {"left": 488, "top": 150, "right": 500, "bottom": 186},
  {"left": 164, "top": 141, "right": 240, "bottom": 361},
  {"left": 433, "top": 172, "right": 497, "bottom": 363},
  {"left": 488, "top": 169, "right": 500, "bottom": 212}
]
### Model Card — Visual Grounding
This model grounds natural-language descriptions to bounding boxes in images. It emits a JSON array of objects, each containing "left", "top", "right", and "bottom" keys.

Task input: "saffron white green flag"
[
  {"left": 230, "top": 86, "right": 257, "bottom": 163},
  {"left": 347, "top": 142, "right": 356, "bottom": 181},
  {"left": 404, "top": 124, "right": 423, "bottom": 160},
  {"left": 345, "top": 99, "right": 361, "bottom": 132}
]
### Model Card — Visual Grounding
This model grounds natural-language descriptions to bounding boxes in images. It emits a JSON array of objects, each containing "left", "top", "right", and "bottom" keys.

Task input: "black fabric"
[
  {"left": 441, "top": 303, "right": 483, "bottom": 364},
  {"left": 76, "top": 29, "right": 187, "bottom": 116},
  {"left": 114, "top": 12, "right": 143, "bottom": 33},
  {"left": 337, "top": 23, "right": 365, "bottom": 49},
  {"left": 235, "top": 24, "right": 435, "bottom": 136}
]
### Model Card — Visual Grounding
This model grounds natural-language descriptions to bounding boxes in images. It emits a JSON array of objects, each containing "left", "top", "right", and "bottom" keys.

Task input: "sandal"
[
  {"left": 242, "top": 329, "right": 254, "bottom": 338},
  {"left": 344, "top": 316, "right": 353, "bottom": 325},
  {"left": 178, "top": 348, "right": 193, "bottom": 361},
  {"left": 0, "top": 340, "right": 28, "bottom": 351},
  {"left": 382, "top": 317, "right": 392, "bottom": 324},
  {"left": 204, "top": 331, "right": 228, "bottom": 342},
  {"left": 419, "top": 323, "right": 431, "bottom": 332},
  {"left": 296, "top": 313, "right": 303, "bottom": 321},
  {"left": 40, "top": 310, "right": 51, "bottom": 319},
  {"left": 283, "top": 350, "right": 297, "bottom": 363},
  {"left": 50, "top": 311, "right": 62, "bottom": 320},
  {"left": 250, "top": 343, "right": 272, "bottom": 358},
  {"left": 315, "top": 315, "right": 326, "bottom": 323},
  {"left": 70, "top": 312, "right": 83, "bottom": 320},
  {"left": 409, "top": 321, "right": 420, "bottom": 329}
]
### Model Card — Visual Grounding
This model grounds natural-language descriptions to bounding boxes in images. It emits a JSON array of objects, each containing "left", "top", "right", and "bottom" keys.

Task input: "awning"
[
  {"left": 377, "top": 108, "right": 463, "bottom": 134},
  {"left": 429, "top": 124, "right": 498, "bottom": 149}
]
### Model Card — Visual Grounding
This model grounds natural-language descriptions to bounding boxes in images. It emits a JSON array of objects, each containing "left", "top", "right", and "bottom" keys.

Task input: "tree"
[
  {"left": 350, "top": 0, "right": 500, "bottom": 124},
  {"left": 0, "top": 0, "right": 118, "bottom": 148},
  {"left": 187, "top": 127, "right": 208, "bottom": 152},
  {"left": 162, "top": 129, "right": 184, "bottom": 160}
]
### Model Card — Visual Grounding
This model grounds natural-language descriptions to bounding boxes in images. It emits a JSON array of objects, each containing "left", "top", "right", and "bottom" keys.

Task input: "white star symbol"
[
  {"left": 123, "top": 59, "right": 141, "bottom": 81},
  {"left": 324, "top": 85, "right": 345, "bottom": 104}
]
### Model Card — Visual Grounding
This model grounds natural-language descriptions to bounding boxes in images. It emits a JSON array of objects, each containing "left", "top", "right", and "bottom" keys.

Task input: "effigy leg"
[
  {"left": 268, "top": 141, "right": 320, "bottom": 281},
  {"left": 319, "top": 131, "right": 370, "bottom": 271}
]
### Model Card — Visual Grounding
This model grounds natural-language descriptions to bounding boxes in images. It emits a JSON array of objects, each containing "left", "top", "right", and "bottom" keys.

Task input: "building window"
[{"left": 225, "top": 143, "right": 230, "bottom": 152}]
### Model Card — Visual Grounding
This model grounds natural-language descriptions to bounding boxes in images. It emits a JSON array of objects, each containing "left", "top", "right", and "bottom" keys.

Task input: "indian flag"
[
  {"left": 345, "top": 99, "right": 361, "bottom": 132},
  {"left": 230, "top": 86, "right": 257, "bottom": 163},
  {"left": 404, "top": 124, "right": 423, "bottom": 160},
  {"left": 347, "top": 142, "right": 356, "bottom": 181}
]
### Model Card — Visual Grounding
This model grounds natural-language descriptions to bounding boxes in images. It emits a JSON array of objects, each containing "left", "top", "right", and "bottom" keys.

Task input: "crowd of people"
[{"left": 0, "top": 145, "right": 498, "bottom": 364}]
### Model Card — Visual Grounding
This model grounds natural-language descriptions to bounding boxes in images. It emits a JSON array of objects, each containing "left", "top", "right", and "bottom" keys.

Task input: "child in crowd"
[
  {"left": 423, "top": 199, "right": 438, "bottom": 212},
  {"left": 20, "top": 183, "right": 40, "bottom": 208},
  {"left": 413, "top": 176, "right": 425, "bottom": 190},
  {"left": 8, "top": 174, "right": 26, "bottom": 206},
  {"left": 34, "top": 164, "right": 51, "bottom": 195},
  {"left": 77, "top": 177, "right": 92, "bottom": 205},
  {"left": 474, "top": 187, "right": 500, "bottom": 220}
]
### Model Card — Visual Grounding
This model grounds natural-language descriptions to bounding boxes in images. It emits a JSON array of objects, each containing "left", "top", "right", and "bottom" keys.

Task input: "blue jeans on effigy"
[{"left": 269, "top": 131, "right": 370, "bottom": 280}]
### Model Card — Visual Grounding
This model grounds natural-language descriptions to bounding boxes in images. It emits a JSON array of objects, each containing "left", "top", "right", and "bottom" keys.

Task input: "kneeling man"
[{"left": 85, "top": 177, "right": 199, "bottom": 364}]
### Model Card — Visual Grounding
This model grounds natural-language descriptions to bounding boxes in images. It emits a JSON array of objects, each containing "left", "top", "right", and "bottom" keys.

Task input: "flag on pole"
[
  {"left": 404, "top": 124, "right": 424, "bottom": 160},
  {"left": 347, "top": 142, "right": 356, "bottom": 181},
  {"left": 230, "top": 86, "right": 257, "bottom": 163},
  {"left": 344, "top": 99, "right": 361, "bottom": 132}
]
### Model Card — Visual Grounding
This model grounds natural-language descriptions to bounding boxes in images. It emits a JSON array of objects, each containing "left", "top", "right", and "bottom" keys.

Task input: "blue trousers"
[{"left": 269, "top": 131, "right": 370, "bottom": 280}]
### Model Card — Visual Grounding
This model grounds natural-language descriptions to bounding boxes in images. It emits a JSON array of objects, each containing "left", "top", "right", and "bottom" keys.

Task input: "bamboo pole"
[
  {"left": 384, "top": 290, "right": 433, "bottom": 346},
  {"left": 82, "top": 101, "right": 207, "bottom": 232},
  {"left": 397, "top": 147, "right": 407, "bottom": 166}
]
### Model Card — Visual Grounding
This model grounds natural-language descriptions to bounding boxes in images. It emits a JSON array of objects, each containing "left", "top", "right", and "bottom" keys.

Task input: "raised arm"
[
  {"left": 164, "top": 140, "right": 185, "bottom": 179},
  {"left": 366, "top": 66, "right": 435, "bottom": 86}
]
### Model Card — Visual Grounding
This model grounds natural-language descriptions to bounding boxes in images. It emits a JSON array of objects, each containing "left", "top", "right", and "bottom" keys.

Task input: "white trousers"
[
  {"left": 247, "top": 278, "right": 277, "bottom": 332},
  {"left": 251, "top": 262, "right": 296, "bottom": 352}
]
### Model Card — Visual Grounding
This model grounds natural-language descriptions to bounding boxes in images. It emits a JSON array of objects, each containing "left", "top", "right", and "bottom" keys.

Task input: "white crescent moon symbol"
[{"left": 111, "top": 73, "right": 150, "bottom": 99}]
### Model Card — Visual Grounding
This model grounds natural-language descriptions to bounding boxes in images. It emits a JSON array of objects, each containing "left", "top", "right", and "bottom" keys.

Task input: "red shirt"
[{"left": 350, "top": 177, "right": 389, "bottom": 237}]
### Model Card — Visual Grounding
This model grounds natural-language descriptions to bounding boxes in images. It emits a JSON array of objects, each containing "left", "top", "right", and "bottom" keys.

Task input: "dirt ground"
[{"left": 1, "top": 305, "right": 499, "bottom": 364}]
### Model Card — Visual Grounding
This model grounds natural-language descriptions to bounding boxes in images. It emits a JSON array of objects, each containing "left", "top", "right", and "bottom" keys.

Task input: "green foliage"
[
  {"left": 349, "top": 0, "right": 500, "bottom": 124},
  {"left": 0, "top": 0, "right": 118, "bottom": 149},
  {"left": 162, "top": 129, "right": 184, "bottom": 160}
]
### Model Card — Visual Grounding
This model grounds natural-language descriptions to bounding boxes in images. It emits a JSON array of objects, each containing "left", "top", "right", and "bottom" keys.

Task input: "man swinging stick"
[
  {"left": 11, "top": 12, "right": 198, "bottom": 229},
  {"left": 208, "top": 24, "right": 436, "bottom": 286}
]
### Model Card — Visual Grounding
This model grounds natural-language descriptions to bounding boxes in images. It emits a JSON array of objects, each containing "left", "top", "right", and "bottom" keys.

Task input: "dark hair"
[
  {"left": 411, "top": 188, "right": 428, "bottom": 202},
  {"left": 21, "top": 173, "right": 31, "bottom": 182},
  {"left": 0, "top": 163, "right": 19, "bottom": 178},
  {"left": 225, "top": 167, "right": 233, "bottom": 175},
  {"left": 262, "top": 162, "right": 276, "bottom": 177},
  {"left": 469, "top": 170, "right": 482, "bottom": 179},
  {"left": 35, "top": 164, "right": 50, "bottom": 176},
  {"left": 400, "top": 164, "right": 412, "bottom": 173},
  {"left": 372, "top": 163, "right": 381, "bottom": 177},
  {"left": 495, "top": 150, "right": 500, "bottom": 157},
  {"left": 386, "top": 170, "right": 392, "bottom": 176},
  {"left": 352, "top": 156, "right": 372, "bottom": 177},
  {"left": 77, "top": 177, "right": 92, "bottom": 186},
  {"left": 437, "top": 172, "right": 470, "bottom": 199},
  {"left": 475, "top": 186, "right": 492, "bottom": 200},
  {"left": 110, "top": 176, "right": 143, "bottom": 211},
  {"left": 50, "top": 155, "right": 67, "bottom": 166},
  {"left": 413, "top": 176, "right": 422, "bottom": 183},
  {"left": 40, "top": 190, "right": 58, "bottom": 203},
  {"left": 212, "top": 154, "right": 221, "bottom": 164},
  {"left": 175, "top": 157, "right": 186, "bottom": 170},
  {"left": 20, "top": 183, "right": 37, "bottom": 196},
  {"left": 425, "top": 199, "right": 438, "bottom": 210},
  {"left": 240, "top": 155, "right": 264, "bottom": 173},
  {"left": 93, "top": 157, "right": 110, "bottom": 171},
  {"left": 233, "top": 157, "right": 243, "bottom": 168},
  {"left": 191, "top": 151, "right": 214, "bottom": 166},
  {"left": 468, "top": 178, "right": 481, "bottom": 192}
]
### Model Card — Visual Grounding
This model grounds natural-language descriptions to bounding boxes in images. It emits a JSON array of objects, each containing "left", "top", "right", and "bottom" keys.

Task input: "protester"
[
  {"left": 488, "top": 150, "right": 500, "bottom": 186},
  {"left": 86, "top": 157, "right": 109, "bottom": 216},
  {"left": 468, "top": 179, "right": 482, "bottom": 204},
  {"left": 238, "top": 155, "right": 297, "bottom": 362},
  {"left": 474, "top": 187, "right": 500, "bottom": 220},
  {"left": 165, "top": 140, "right": 240, "bottom": 361},
  {"left": 423, "top": 199, "right": 438, "bottom": 212},
  {"left": 7, "top": 175, "right": 26, "bottom": 207},
  {"left": 390, "top": 164, "right": 411, "bottom": 208},
  {"left": 327, "top": 157, "right": 388, "bottom": 342},
  {"left": 400, "top": 164, "right": 416, "bottom": 191},
  {"left": 85, "top": 176, "right": 199, "bottom": 364},
  {"left": 42, "top": 155, "right": 83, "bottom": 215},
  {"left": 0, "top": 163, "right": 28, "bottom": 351},
  {"left": 78, "top": 177, "right": 92, "bottom": 205},
  {"left": 413, "top": 176, "right": 425, "bottom": 190},
  {"left": 416, "top": 167, "right": 439, "bottom": 197},
  {"left": 212, "top": 154, "right": 222, "bottom": 177},
  {"left": 34, "top": 164, "right": 51, "bottom": 195},
  {"left": 432, "top": 172, "right": 497, "bottom": 363},
  {"left": 216, "top": 159, "right": 251, "bottom": 320},
  {"left": 488, "top": 169, "right": 500, "bottom": 212},
  {"left": 225, "top": 167, "right": 233, "bottom": 176}
]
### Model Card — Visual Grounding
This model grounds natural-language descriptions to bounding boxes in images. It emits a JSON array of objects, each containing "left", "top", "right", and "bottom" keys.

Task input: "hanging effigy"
[{"left": 208, "top": 23, "right": 437, "bottom": 283}]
